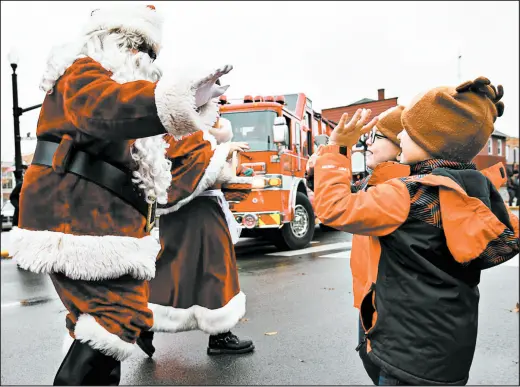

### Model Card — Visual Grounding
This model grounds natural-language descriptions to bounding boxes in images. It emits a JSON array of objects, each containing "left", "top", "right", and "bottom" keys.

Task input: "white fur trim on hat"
[
  {"left": 85, "top": 4, "right": 163, "bottom": 48},
  {"left": 209, "top": 117, "right": 234, "bottom": 144}
]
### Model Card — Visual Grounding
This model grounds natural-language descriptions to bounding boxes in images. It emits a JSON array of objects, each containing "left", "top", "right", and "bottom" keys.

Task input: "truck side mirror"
[
  {"left": 273, "top": 117, "right": 289, "bottom": 146},
  {"left": 314, "top": 134, "right": 329, "bottom": 147}
]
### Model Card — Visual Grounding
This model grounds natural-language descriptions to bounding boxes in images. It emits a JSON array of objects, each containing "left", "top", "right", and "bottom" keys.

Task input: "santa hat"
[
  {"left": 84, "top": 4, "right": 163, "bottom": 49},
  {"left": 401, "top": 76, "right": 504, "bottom": 162},
  {"left": 375, "top": 105, "right": 405, "bottom": 146},
  {"left": 209, "top": 117, "right": 234, "bottom": 144}
]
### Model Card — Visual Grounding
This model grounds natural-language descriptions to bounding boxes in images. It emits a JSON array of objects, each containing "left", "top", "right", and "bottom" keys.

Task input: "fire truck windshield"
[{"left": 221, "top": 110, "right": 278, "bottom": 151}]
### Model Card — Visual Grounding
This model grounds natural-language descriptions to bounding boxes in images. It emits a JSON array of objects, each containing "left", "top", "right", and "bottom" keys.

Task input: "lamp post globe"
[{"left": 8, "top": 47, "right": 19, "bottom": 70}]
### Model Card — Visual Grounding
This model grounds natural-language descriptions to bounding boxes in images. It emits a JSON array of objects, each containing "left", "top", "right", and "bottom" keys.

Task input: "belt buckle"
[{"left": 145, "top": 196, "right": 157, "bottom": 233}]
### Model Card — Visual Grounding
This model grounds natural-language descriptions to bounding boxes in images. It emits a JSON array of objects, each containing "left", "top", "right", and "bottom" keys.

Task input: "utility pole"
[{"left": 7, "top": 47, "right": 43, "bottom": 186}]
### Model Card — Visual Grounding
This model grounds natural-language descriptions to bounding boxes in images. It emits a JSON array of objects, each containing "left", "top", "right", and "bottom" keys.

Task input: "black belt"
[{"left": 32, "top": 140, "right": 156, "bottom": 231}]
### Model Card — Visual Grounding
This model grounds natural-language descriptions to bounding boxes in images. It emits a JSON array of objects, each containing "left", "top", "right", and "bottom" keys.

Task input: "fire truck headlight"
[
  {"left": 268, "top": 177, "right": 282, "bottom": 187},
  {"left": 243, "top": 214, "right": 257, "bottom": 229},
  {"left": 251, "top": 177, "right": 265, "bottom": 189}
]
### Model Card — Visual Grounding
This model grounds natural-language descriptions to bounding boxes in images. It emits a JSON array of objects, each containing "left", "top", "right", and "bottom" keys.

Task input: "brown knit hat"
[
  {"left": 376, "top": 105, "right": 405, "bottom": 146},
  {"left": 401, "top": 76, "right": 504, "bottom": 162}
]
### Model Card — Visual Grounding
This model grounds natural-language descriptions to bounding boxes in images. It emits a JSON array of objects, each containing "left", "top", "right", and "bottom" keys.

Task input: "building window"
[
  {"left": 497, "top": 139, "right": 502, "bottom": 156},
  {"left": 506, "top": 145, "right": 510, "bottom": 160},
  {"left": 295, "top": 123, "right": 301, "bottom": 151},
  {"left": 514, "top": 147, "right": 519, "bottom": 163},
  {"left": 488, "top": 138, "right": 492, "bottom": 155},
  {"left": 2, "top": 177, "right": 13, "bottom": 190}
]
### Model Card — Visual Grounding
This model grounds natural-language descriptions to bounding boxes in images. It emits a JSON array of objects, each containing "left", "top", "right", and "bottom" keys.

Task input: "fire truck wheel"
[{"left": 271, "top": 192, "right": 315, "bottom": 250}]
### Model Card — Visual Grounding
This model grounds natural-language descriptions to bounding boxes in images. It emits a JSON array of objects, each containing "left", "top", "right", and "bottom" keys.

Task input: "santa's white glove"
[{"left": 194, "top": 65, "right": 233, "bottom": 108}]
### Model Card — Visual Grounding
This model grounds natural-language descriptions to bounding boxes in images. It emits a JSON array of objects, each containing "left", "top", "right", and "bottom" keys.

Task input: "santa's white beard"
[
  {"left": 92, "top": 36, "right": 163, "bottom": 83},
  {"left": 103, "top": 47, "right": 171, "bottom": 205}
]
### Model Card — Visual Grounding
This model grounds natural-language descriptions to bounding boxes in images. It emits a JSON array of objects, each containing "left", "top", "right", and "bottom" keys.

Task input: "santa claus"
[
  {"left": 9, "top": 4, "right": 230, "bottom": 385},
  {"left": 134, "top": 110, "right": 257, "bottom": 358}
]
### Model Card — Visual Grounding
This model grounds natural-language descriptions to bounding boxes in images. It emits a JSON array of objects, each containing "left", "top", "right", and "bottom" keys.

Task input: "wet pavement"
[{"left": 1, "top": 223, "right": 519, "bottom": 385}]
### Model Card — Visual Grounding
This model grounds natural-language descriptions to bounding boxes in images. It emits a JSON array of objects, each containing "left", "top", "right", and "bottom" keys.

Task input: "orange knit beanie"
[
  {"left": 376, "top": 105, "right": 405, "bottom": 146},
  {"left": 401, "top": 76, "right": 504, "bottom": 162}
]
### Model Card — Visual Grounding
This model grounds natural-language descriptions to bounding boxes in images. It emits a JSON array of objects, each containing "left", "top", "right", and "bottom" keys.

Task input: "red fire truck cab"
[{"left": 219, "top": 93, "right": 342, "bottom": 250}]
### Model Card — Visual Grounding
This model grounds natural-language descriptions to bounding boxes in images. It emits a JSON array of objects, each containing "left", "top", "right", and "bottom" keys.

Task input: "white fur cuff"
[
  {"left": 10, "top": 227, "right": 159, "bottom": 281},
  {"left": 74, "top": 314, "right": 136, "bottom": 361},
  {"left": 149, "top": 291, "right": 246, "bottom": 335},
  {"left": 154, "top": 72, "right": 220, "bottom": 139}
]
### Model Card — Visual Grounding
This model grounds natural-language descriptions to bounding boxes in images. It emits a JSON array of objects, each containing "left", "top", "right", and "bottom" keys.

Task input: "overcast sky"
[{"left": 1, "top": 1, "right": 518, "bottom": 161}]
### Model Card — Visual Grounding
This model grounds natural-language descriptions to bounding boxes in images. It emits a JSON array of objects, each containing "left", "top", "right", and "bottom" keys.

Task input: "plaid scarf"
[{"left": 410, "top": 159, "right": 476, "bottom": 176}]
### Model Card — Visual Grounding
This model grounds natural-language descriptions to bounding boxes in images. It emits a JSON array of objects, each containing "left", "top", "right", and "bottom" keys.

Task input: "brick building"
[
  {"left": 505, "top": 136, "right": 519, "bottom": 172},
  {"left": 473, "top": 130, "right": 508, "bottom": 171},
  {"left": 322, "top": 88, "right": 398, "bottom": 124},
  {"left": 1, "top": 162, "right": 15, "bottom": 203},
  {"left": 1, "top": 153, "right": 34, "bottom": 204}
]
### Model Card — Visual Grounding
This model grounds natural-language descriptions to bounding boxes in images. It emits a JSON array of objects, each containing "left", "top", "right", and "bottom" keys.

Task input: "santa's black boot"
[
  {"left": 207, "top": 331, "right": 255, "bottom": 355},
  {"left": 107, "top": 362, "right": 121, "bottom": 386},
  {"left": 136, "top": 330, "right": 155, "bottom": 358},
  {"left": 53, "top": 339, "right": 120, "bottom": 386}
]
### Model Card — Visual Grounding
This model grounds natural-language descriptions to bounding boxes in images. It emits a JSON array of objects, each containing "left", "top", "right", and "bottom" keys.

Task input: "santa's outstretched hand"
[{"left": 194, "top": 65, "right": 233, "bottom": 108}]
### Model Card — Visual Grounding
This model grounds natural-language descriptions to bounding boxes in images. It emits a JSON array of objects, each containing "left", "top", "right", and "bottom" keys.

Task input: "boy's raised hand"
[{"left": 329, "top": 108, "right": 378, "bottom": 148}]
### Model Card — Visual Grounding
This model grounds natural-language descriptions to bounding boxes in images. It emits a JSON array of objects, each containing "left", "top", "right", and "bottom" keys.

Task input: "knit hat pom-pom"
[
  {"left": 496, "top": 101, "right": 505, "bottom": 117},
  {"left": 456, "top": 76, "right": 504, "bottom": 116}
]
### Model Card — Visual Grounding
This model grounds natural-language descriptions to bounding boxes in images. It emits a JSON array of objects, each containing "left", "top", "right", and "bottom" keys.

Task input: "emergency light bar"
[{"left": 275, "top": 96, "right": 285, "bottom": 105}]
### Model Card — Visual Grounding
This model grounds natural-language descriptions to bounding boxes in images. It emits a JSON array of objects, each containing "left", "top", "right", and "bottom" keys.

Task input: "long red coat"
[
  {"left": 149, "top": 131, "right": 248, "bottom": 334},
  {"left": 9, "top": 56, "right": 211, "bottom": 360}
]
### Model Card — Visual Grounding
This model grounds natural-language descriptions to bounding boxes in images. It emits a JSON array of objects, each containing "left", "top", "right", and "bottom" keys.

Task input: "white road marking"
[
  {"left": 1, "top": 302, "right": 21, "bottom": 309},
  {"left": 320, "top": 250, "right": 352, "bottom": 259},
  {"left": 266, "top": 242, "right": 352, "bottom": 257}
]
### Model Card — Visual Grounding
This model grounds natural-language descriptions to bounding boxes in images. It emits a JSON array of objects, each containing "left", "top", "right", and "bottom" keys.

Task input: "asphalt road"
[{"left": 1, "top": 225, "right": 519, "bottom": 385}]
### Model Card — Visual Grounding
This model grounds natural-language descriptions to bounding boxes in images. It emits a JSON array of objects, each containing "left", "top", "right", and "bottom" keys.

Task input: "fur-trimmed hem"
[
  {"left": 154, "top": 72, "right": 220, "bottom": 139},
  {"left": 74, "top": 314, "right": 136, "bottom": 361},
  {"left": 10, "top": 227, "right": 159, "bottom": 281},
  {"left": 156, "top": 142, "right": 231, "bottom": 215},
  {"left": 149, "top": 291, "right": 246, "bottom": 335}
]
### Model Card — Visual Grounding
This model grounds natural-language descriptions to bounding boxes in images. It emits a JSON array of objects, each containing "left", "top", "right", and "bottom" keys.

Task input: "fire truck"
[{"left": 219, "top": 93, "right": 344, "bottom": 250}]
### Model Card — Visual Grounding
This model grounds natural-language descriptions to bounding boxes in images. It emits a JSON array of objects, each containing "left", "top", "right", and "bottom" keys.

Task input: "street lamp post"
[{"left": 8, "top": 47, "right": 43, "bottom": 186}]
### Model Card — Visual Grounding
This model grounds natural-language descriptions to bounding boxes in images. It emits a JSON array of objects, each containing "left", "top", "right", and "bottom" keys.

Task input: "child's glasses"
[{"left": 369, "top": 129, "right": 387, "bottom": 143}]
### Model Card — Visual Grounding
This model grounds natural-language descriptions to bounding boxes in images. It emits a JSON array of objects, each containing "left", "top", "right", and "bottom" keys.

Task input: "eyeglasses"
[
  {"left": 369, "top": 129, "right": 387, "bottom": 143},
  {"left": 137, "top": 42, "right": 157, "bottom": 61}
]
